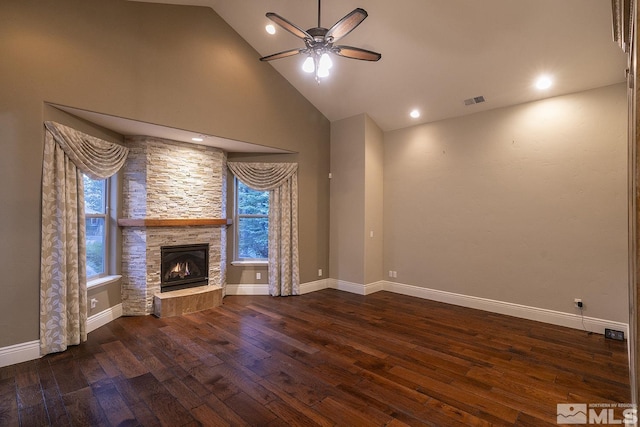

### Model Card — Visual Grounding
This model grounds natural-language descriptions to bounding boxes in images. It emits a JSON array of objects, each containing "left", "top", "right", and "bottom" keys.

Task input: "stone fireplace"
[{"left": 120, "top": 136, "right": 226, "bottom": 316}]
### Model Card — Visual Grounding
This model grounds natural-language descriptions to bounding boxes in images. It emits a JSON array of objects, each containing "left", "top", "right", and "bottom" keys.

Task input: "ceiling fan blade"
[
  {"left": 260, "top": 48, "right": 304, "bottom": 62},
  {"left": 266, "top": 12, "right": 312, "bottom": 40},
  {"left": 332, "top": 46, "right": 381, "bottom": 61},
  {"left": 325, "top": 8, "right": 368, "bottom": 43}
]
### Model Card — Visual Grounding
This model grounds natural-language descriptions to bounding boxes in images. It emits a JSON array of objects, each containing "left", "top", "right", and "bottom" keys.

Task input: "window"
[
  {"left": 234, "top": 178, "right": 269, "bottom": 261},
  {"left": 83, "top": 175, "right": 109, "bottom": 279}
]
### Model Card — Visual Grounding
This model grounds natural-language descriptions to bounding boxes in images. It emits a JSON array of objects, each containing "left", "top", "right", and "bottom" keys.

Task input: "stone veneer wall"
[{"left": 121, "top": 136, "right": 227, "bottom": 315}]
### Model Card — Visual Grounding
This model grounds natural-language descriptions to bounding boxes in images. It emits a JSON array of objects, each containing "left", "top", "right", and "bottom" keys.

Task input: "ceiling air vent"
[{"left": 464, "top": 96, "right": 486, "bottom": 106}]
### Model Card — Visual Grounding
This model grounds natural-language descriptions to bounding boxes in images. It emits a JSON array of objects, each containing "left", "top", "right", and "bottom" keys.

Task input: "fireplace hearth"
[{"left": 160, "top": 243, "right": 209, "bottom": 292}]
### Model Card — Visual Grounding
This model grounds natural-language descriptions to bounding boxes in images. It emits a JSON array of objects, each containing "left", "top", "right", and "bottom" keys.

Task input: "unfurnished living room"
[{"left": 0, "top": 0, "right": 638, "bottom": 425}]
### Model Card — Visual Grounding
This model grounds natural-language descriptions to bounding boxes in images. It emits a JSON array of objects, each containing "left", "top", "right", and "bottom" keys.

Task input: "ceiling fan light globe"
[
  {"left": 302, "top": 56, "right": 315, "bottom": 73},
  {"left": 317, "top": 66, "right": 330, "bottom": 78},
  {"left": 319, "top": 53, "right": 333, "bottom": 70}
]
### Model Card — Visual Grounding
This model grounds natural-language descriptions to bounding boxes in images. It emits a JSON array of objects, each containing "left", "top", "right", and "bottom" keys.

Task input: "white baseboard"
[
  {"left": 300, "top": 279, "right": 330, "bottom": 294},
  {"left": 87, "top": 303, "right": 123, "bottom": 334},
  {"left": 329, "top": 279, "right": 366, "bottom": 295},
  {"left": 0, "top": 340, "right": 40, "bottom": 368},
  {"left": 383, "top": 281, "right": 628, "bottom": 336},
  {"left": 189, "top": 279, "right": 632, "bottom": 335},
  {"left": 365, "top": 281, "right": 386, "bottom": 295},
  {"left": 226, "top": 280, "right": 331, "bottom": 296},
  {"left": 327, "top": 279, "right": 384, "bottom": 295},
  {"left": 304, "top": 278, "right": 627, "bottom": 335},
  {"left": 225, "top": 283, "right": 270, "bottom": 295},
  {"left": 327, "top": 279, "right": 385, "bottom": 295}
]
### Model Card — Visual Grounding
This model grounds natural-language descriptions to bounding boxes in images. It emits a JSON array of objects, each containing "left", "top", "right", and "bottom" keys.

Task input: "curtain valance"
[
  {"left": 227, "top": 162, "right": 297, "bottom": 191},
  {"left": 44, "top": 121, "right": 129, "bottom": 180}
]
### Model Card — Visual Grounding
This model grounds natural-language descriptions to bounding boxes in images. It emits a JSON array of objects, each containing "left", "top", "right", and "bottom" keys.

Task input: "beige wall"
[
  {"left": 364, "top": 116, "right": 384, "bottom": 285},
  {"left": 0, "top": 0, "right": 329, "bottom": 348},
  {"left": 87, "top": 281, "right": 122, "bottom": 317},
  {"left": 330, "top": 115, "right": 366, "bottom": 284},
  {"left": 384, "top": 84, "right": 628, "bottom": 322},
  {"left": 330, "top": 114, "right": 384, "bottom": 286}
]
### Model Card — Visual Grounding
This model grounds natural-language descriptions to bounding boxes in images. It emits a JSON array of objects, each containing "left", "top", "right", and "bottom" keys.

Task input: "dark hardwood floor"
[{"left": 0, "top": 289, "right": 631, "bottom": 426}]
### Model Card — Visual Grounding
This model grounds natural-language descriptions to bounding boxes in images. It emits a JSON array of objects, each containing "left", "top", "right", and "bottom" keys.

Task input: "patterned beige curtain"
[
  {"left": 40, "top": 122, "right": 128, "bottom": 355},
  {"left": 228, "top": 162, "right": 299, "bottom": 296}
]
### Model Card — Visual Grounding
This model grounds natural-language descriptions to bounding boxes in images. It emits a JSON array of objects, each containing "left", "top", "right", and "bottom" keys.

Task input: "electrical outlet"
[
  {"left": 256, "top": 272, "right": 261, "bottom": 280},
  {"left": 318, "top": 269, "right": 322, "bottom": 277},
  {"left": 389, "top": 270, "right": 393, "bottom": 278},
  {"left": 605, "top": 328, "right": 625, "bottom": 341},
  {"left": 574, "top": 298, "right": 583, "bottom": 309},
  {"left": 392, "top": 271, "right": 397, "bottom": 278},
  {"left": 90, "top": 298, "right": 98, "bottom": 309}
]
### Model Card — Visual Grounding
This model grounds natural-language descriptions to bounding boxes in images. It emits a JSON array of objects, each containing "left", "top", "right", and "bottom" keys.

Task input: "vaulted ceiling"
[{"left": 132, "top": 0, "right": 628, "bottom": 132}]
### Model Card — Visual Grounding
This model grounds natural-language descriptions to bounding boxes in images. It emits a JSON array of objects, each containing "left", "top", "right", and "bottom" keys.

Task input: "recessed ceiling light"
[
  {"left": 191, "top": 136, "right": 204, "bottom": 142},
  {"left": 535, "top": 75, "right": 553, "bottom": 90},
  {"left": 265, "top": 24, "right": 276, "bottom": 35},
  {"left": 410, "top": 109, "right": 420, "bottom": 119}
]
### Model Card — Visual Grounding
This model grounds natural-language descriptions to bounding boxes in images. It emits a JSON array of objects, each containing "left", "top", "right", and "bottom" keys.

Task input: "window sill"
[
  {"left": 231, "top": 261, "right": 268, "bottom": 267},
  {"left": 87, "top": 275, "right": 122, "bottom": 289}
]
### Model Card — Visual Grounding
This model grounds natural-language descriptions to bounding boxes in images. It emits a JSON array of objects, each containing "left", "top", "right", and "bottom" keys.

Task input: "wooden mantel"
[{"left": 117, "top": 218, "right": 232, "bottom": 227}]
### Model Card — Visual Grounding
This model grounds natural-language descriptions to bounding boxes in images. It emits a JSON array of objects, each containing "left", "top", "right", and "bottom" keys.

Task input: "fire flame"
[{"left": 170, "top": 262, "right": 191, "bottom": 277}]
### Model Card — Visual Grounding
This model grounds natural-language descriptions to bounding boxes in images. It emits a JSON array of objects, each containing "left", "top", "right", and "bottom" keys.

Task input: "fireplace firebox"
[{"left": 160, "top": 243, "right": 209, "bottom": 292}]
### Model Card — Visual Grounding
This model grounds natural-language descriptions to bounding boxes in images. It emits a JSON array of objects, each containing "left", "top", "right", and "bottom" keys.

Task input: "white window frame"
[
  {"left": 233, "top": 177, "right": 269, "bottom": 265},
  {"left": 84, "top": 175, "right": 110, "bottom": 281}
]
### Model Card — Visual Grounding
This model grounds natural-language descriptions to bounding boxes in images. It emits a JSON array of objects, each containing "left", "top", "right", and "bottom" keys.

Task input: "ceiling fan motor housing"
[{"left": 305, "top": 27, "right": 333, "bottom": 54}]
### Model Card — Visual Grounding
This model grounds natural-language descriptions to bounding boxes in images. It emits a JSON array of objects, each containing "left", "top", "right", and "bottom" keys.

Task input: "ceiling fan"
[{"left": 259, "top": 0, "right": 382, "bottom": 80}]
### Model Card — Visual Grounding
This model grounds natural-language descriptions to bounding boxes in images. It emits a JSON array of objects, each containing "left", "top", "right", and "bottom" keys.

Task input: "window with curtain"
[
  {"left": 83, "top": 175, "right": 109, "bottom": 279},
  {"left": 40, "top": 121, "right": 129, "bottom": 355},
  {"left": 235, "top": 178, "right": 269, "bottom": 261},
  {"left": 227, "top": 162, "right": 299, "bottom": 296}
]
